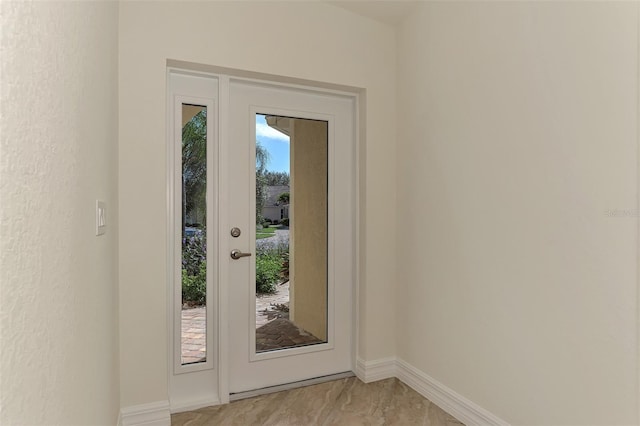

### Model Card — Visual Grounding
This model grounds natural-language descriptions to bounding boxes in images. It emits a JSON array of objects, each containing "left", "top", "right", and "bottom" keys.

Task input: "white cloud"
[{"left": 256, "top": 123, "right": 289, "bottom": 143}]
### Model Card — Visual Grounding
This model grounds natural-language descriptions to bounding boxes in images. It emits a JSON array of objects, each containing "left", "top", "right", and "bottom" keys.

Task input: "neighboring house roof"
[{"left": 264, "top": 185, "right": 289, "bottom": 207}]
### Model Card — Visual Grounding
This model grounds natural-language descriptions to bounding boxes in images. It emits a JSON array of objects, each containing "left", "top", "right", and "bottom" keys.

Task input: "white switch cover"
[{"left": 96, "top": 200, "right": 106, "bottom": 236}]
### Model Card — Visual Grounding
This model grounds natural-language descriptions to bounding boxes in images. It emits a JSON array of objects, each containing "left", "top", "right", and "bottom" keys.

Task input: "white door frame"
[{"left": 166, "top": 65, "right": 362, "bottom": 412}]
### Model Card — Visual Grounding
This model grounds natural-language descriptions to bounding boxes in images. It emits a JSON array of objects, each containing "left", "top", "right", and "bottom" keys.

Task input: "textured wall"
[
  {"left": 396, "top": 2, "right": 638, "bottom": 424},
  {"left": 0, "top": 1, "right": 120, "bottom": 424},
  {"left": 291, "top": 119, "right": 328, "bottom": 341},
  {"left": 119, "top": 1, "right": 396, "bottom": 407}
]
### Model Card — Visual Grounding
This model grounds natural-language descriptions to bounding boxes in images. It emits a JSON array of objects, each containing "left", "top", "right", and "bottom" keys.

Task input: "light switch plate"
[{"left": 96, "top": 200, "right": 106, "bottom": 236}]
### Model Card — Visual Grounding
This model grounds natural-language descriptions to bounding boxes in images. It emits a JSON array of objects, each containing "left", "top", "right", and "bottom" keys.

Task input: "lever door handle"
[{"left": 230, "top": 249, "right": 252, "bottom": 260}]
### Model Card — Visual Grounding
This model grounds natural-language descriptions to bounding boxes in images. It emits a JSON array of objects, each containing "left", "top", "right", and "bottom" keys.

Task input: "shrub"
[
  {"left": 182, "top": 232, "right": 207, "bottom": 304},
  {"left": 182, "top": 233, "right": 206, "bottom": 276},
  {"left": 182, "top": 262, "right": 206, "bottom": 305},
  {"left": 280, "top": 251, "right": 289, "bottom": 281},
  {"left": 282, "top": 218, "right": 289, "bottom": 227},
  {"left": 256, "top": 239, "right": 289, "bottom": 293},
  {"left": 256, "top": 239, "right": 289, "bottom": 258},
  {"left": 256, "top": 255, "right": 281, "bottom": 294}
]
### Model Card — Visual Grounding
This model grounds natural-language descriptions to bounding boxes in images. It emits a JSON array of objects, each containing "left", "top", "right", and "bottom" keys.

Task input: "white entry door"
[{"left": 227, "top": 80, "right": 355, "bottom": 394}]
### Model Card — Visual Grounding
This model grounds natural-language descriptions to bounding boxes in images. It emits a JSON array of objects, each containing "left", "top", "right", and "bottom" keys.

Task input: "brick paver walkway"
[
  {"left": 256, "top": 318, "right": 323, "bottom": 352},
  {"left": 182, "top": 281, "right": 322, "bottom": 363},
  {"left": 181, "top": 308, "right": 206, "bottom": 364},
  {"left": 256, "top": 281, "right": 290, "bottom": 327}
]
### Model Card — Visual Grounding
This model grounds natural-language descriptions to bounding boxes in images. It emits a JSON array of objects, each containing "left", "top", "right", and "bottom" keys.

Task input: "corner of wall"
[
  {"left": 356, "top": 357, "right": 510, "bottom": 425},
  {"left": 636, "top": 3, "right": 640, "bottom": 424},
  {"left": 119, "top": 401, "right": 171, "bottom": 426}
]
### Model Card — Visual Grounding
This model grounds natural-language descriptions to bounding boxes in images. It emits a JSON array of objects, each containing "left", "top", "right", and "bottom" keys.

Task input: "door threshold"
[{"left": 229, "top": 371, "right": 355, "bottom": 402}]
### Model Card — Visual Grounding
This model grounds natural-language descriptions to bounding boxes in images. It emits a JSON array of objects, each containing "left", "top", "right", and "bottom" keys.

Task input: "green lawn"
[{"left": 256, "top": 226, "right": 277, "bottom": 240}]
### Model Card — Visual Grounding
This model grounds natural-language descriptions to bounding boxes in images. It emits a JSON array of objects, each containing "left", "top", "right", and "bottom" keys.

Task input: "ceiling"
[{"left": 326, "top": 1, "right": 420, "bottom": 26}]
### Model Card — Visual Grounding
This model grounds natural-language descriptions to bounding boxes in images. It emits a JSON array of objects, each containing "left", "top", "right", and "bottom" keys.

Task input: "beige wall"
[
  {"left": 291, "top": 120, "right": 328, "bottom": 341},
  {"left": 119, "top": 1, "right": 396, "bottom": 407},
  {"left": 0, "top": 1, "right": 120, "bottom": 424},
  {"left": 396, "top": 2, "right": 639, "bottom": 424},
  {"left": 2, "top": 1, "right": 638, "bottom": 423}
]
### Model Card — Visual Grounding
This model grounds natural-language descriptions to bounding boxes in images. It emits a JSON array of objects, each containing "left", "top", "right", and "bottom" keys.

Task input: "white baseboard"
[
  {"left": 356, "top": 357, "right": 510, "bottom": 426},
  {"left": 118, "top": 401, "right": 171, "bottom": 426},
  {"left": 355, "top": 357, "right": 396, "bottom": 383},
  {"left": 395, "top": 359, "right": 510, "bottom": 426},
  {"left": 170, "top": 395, "right": 221, "bottom": 414},
  {"left": 119, "top": 360, "right": 507, "bottom": 426}
]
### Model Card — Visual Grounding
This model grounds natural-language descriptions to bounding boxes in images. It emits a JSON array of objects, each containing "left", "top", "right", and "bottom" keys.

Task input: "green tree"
[
  {"left": 182, "top": 110, "right": 208, "bottom": 306},
  {"left": 264, "top": 171, "right": 290, "bottom": 186},
  {"left": 182, "top": 109, "right": 207, "bottom": 233},
  {"left": 277, "top": 192, "right": 290, "bottom": 205},
  {"left": 255, "top": 141, "right": 270, "bottom": 224}
]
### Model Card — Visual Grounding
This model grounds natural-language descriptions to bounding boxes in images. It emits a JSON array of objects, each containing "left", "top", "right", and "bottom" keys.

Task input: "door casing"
[{"left": 166, "top": 65, "right": 362, "bottom": 412}]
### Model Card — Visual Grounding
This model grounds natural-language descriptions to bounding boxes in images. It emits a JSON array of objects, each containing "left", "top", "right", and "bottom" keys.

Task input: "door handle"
[{"left": 230, "top": 249, "right": 252, "bottom": 260}]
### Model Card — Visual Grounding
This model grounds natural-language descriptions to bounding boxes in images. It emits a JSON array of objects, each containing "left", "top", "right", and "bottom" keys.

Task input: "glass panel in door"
[
  {"left": 254, "top": 114, "right": 328, "bottom": 353},
  {"left": 181, "top": 104, "right": 207, "bottom": 365}
]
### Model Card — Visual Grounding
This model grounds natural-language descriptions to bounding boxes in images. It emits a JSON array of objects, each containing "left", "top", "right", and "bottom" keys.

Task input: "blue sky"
[{"left": 256, "top": 114, "right": 290, "bottom": 174}]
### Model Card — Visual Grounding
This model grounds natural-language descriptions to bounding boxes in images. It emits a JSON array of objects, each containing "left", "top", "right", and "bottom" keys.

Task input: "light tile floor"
[{"left": 171, "top": 377, "right": 465, "bottom": 425}]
